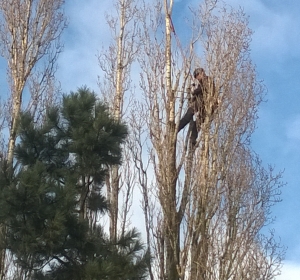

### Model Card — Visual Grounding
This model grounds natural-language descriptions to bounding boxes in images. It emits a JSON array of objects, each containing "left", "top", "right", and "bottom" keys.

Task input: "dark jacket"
[
  {"left": 178, "top": 76, "right": 218, "bottom": 133},
  {"left": 190, "top": 76, "right": 216, "bottom": 121}
]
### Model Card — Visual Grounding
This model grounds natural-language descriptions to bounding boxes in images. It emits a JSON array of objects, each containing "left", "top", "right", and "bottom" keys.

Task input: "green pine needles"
[{"left": 0, "top": 87, "right": 149, "bottom": 280}]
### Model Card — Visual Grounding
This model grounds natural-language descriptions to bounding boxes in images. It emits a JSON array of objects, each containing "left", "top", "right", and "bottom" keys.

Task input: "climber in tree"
[{"left": 178, "top": 68, "right": 218, "bottom": 144}]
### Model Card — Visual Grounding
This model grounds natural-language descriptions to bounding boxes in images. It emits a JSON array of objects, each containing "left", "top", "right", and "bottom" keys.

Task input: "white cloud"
[
  {"left": 57, "top": 0, "right": 300, "bottom": 93},
  {"left": 217, "top": 0, "right": 300, "bottom": 71},
  {"left": 57, "top": 1, "right": 115, "bottom": 93},
  {"left": 253, "top": 13, "right": 294, "bottom": 59},
  {"left": 279, "top": 115, "right": 300, "bottom": 159},
  {"left": 276, "top": 261, "right": 300, "bottom": 280},
  {"left": 286, "top": 115, "right": 300, "bottom": 141}
]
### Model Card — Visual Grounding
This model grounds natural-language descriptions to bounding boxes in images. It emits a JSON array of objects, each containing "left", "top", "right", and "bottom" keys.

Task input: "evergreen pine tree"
[{"left": 0, "top": 87, "right": 149, "bottom": 279}]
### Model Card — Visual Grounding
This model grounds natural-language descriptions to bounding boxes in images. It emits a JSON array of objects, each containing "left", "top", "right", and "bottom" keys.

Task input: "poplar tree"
[{"left": 98, "top": 0, "right": 139, "bottom": 241}]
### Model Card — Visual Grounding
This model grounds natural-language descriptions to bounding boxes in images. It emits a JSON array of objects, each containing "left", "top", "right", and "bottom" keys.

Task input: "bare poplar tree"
[
  {"left": 181, "top": 4, "right": 285, "bottom": 279},
  {"left": 133, "top": 0, "right": 284, "bottom": 279},
  {"left": 136, "top": 0, "right": 197, "bottom": 277},
  {"left": 0, "top": 0, "right": 66, "bottom": 277},
  {"left": 0, "top": 0, "right": 66, "bottom": 168},
  {"left": 98, "top": 0, "right": 139, "bottom": 241}
]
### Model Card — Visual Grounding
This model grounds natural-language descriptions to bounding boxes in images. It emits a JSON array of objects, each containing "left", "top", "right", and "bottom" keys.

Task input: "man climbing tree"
[{"left": 178, "top": 67, "right": 219, "bottom": 145}]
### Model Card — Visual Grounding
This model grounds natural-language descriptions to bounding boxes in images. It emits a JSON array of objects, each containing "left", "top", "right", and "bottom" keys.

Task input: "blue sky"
[
  {"left": 234, "top": 0, "right": 300, "bottom": 260},
  {"left": 1, "top": 0, "right": 300, "bottom": 278}
]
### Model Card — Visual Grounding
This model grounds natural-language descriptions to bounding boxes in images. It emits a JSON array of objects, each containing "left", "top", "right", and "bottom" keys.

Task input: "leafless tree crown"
[
  {"left": 0, "top": 0, "right": 66, "bottom": 166},
  {"left": 131, "top": 0, "right": 284, "bottom": 279}
]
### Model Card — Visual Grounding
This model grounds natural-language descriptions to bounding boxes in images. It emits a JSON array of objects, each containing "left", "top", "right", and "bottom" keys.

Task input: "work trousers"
[{"left": 178, "top": 107, "right": 198, "bottom": 145}]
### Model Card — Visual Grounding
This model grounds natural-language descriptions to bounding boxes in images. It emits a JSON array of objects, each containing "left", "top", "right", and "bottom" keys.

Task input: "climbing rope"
[{"left": 168, "top": 13, "right": 189, "bottom": 68}]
